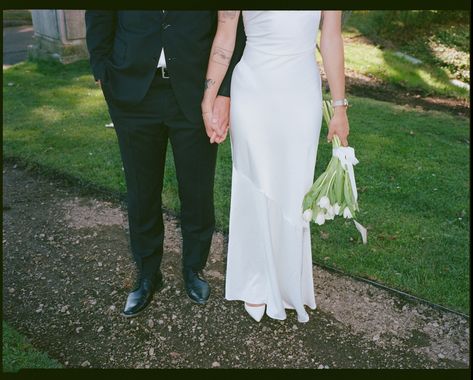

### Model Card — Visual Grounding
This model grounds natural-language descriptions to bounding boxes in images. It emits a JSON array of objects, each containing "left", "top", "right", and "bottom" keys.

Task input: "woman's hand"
[
  {"left": 320, "top": 11, "right": 349, "bottom": 146},
  {"left": 202, "top": 98, "right": 230, "bottom": 144},
  {"left": 327, "top": 107, "right": 349, "bottom": 146}
]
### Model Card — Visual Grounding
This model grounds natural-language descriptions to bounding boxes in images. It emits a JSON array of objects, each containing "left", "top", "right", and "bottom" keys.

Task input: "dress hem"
[{"left": 225, "top": 296, "right": 317, "bottom": 323}]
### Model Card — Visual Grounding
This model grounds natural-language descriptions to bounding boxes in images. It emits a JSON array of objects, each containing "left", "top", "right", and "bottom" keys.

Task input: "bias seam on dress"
[{"left": 232, "top": 165, "right": 306, "bottom": 229}]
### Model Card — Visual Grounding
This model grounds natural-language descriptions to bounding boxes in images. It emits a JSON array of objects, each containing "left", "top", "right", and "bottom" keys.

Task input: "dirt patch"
[
  {"left": 317, "top": 62, "right": 469, "bottom": 118},
  {"left": 345, "top": 70, "right": 470, "bottom": 118},
  {"left": 61, "top": 198, "right": 125, "bottom": 230},
  {"left": 2, "top": 162, "right": 469, "bottom": 368}
]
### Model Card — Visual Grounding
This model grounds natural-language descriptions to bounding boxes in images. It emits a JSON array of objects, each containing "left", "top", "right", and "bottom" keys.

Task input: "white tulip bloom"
[
  {"left": 325, "top": 206, "right": 335, "bottom": 220},
  {"left": 317, "top": 196, "right": 330, "bottom": 209},
  {"left": 333, "top": 203, "right": 341, "bottom": 215},
  {"left": 343, "top": 207, "right": 353, "bottom": 219},
  {"left": 302, "top": 209, "right": 313, "bottom": 222},
  {"left": 315, "top": 212, "right": 326, "bottom": 225}
]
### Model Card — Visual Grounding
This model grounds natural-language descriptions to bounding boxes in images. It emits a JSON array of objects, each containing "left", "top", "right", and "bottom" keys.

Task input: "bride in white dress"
[{"left": 202, "top": 11, "right": 350, "bottom": 322}]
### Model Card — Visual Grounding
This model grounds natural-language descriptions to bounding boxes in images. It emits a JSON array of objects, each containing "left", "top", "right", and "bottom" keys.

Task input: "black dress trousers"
[{"left": 103, "top": 71, "right": 217, "bottom": 279}]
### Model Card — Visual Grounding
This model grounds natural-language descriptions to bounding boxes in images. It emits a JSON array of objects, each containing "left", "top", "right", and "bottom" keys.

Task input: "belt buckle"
[{"left": 161, "top": 67, "right": 169, "bottom": 79}]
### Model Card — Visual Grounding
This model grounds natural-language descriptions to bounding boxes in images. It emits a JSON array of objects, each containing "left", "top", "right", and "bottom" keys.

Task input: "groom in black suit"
[{"left": 85, "top": 11, "right": 245, "bottom": 317}]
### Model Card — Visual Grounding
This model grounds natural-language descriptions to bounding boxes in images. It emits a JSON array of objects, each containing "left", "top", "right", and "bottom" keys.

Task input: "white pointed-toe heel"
[{"left": 244, "top": 303, "right": 266, "bottom": 322}]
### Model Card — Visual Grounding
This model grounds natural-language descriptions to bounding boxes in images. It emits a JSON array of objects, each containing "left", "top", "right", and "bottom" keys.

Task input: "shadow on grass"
[{"left": 344, "top": 10, "right": 470, "bottom": 96}]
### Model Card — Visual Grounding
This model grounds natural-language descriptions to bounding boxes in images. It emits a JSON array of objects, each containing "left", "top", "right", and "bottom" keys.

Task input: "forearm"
[
  {"left": 319, "top": 11, "right": 346, "bottom": 110},
  {"left": 202, "top": 36, "right": 235, "bottom": 109},
  {"left": 218, "top": 14, "right": 246, "bottom": 97},
  {"left": 320, "top": 34, "right": 346, "bottom": 104},
  {"left": 202, "top": 11, "right": 240, "bottom": 111}
]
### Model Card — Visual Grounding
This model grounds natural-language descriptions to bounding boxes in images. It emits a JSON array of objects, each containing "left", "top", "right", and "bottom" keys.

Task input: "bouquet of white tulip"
[{"left": 302, "top": 100, "right": 367, "bottom": 244}]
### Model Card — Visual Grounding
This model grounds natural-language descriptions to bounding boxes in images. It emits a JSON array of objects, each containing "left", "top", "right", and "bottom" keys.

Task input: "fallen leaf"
[{"left": 319, "top": 231, "right": 330, "bottom": 240}]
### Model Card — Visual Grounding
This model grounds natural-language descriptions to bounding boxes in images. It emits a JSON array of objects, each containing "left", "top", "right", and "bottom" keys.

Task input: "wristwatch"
[{"left": 331, "top": 98, "right": 349, "bottom": 108}]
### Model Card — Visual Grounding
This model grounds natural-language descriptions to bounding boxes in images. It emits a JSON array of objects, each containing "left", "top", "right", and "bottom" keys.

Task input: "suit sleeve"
[
  {"left": 217, "top": 14, "right": 246, "bottom": 98},
  {"left": 84, "top": 11, "right": 117, "bottom": 82}
]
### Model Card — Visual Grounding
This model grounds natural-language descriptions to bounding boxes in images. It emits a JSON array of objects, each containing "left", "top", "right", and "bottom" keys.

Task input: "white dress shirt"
[
  {"left": 158, "top": 10, "right": 166, "bottom": 68},
  {"left": 157, "top": 49, "right": 166, "bottom": 68}
]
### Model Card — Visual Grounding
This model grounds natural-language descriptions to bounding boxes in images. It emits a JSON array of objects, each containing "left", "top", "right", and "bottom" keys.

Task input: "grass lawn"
[
  {"left": 2, "top": 321, "right": 62, "bottom": 371},
  {"left": 3, "top": 60, "right": 470, "bottom": 314},
  {"left": 342, "top": 10, "right": 470, "bottom": 99},
  {"left": 2, "top": 10, "right": 32, "bottom": 25}
]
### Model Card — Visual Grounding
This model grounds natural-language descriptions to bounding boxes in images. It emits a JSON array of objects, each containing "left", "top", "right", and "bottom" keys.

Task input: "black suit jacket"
[{"left": 85, "top": 11, "right": 245, "bottom": 123}]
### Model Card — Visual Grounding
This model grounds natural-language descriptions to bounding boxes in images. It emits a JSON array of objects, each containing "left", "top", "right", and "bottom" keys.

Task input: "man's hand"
[
  {"left": 95, "top": 79, "right": 102, "bottom": 89},
  {"left": 202, "top": 96, "right": 230, "bottom": 144},
  {"left": 327, "top": 107, "right": 349, "bottom": 147},
  {"left": 202, "top": 110, "right": 219, "bottom": 143},
  {"left": 203, "top": 112, "right": 229, "bottom": 144},
  {"left": 212, "top": 123, "right": 229, "bottom": 144}
]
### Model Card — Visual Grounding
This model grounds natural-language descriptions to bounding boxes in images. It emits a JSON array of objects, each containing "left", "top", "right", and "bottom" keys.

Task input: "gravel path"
[{"left": 2, "top": 162, "right": 469, "bottom": 368}]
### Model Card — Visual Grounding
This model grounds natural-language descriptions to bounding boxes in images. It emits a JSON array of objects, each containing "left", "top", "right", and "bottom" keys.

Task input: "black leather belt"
[{"left": 158, "top": 66, "right": 169, "bottom": 79}]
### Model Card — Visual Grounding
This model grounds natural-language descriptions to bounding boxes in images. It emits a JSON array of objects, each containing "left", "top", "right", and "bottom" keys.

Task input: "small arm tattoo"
[
  {"left": 205, "top": 78, "right": 215, "bottom": 90},
  {"left": 211, "top": 46, "right": 233, "bottom": 66}
]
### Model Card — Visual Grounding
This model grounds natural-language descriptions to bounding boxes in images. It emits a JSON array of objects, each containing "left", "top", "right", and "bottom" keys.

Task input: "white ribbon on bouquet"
[{"left": 332, "top": 146, "right": 368, "bottom": 244}]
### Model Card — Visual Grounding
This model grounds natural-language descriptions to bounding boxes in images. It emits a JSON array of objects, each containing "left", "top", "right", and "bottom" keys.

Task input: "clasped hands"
[{"left": 202, "top": 96, "right": 230, "bottom": 144}]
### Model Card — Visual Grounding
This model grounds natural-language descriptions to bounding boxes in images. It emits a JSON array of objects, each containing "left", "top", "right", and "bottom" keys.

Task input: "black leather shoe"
[
  {"left": 122, "top": 271, "right": 164, "bottom": 318},
  {"left": 183, "top": 269, "right": 210, "bottom": 305}
]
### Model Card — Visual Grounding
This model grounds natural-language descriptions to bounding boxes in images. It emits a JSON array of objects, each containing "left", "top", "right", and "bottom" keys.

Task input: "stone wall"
[{"left": 28, "top": 10, "right": 88, "bottom": 64}]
